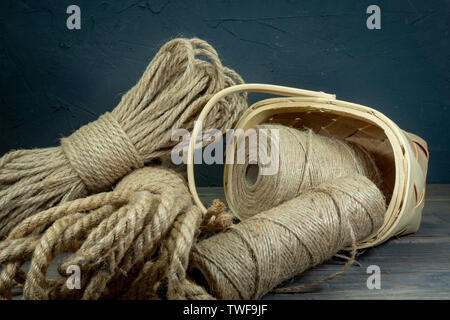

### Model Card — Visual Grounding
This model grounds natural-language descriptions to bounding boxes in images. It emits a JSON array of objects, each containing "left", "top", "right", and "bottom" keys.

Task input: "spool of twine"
[
  {"left": 190, "top": 174, "right": 386, "bottom": 300},
  {"left": 228, "top": 124, "right": 381, "bottom": 219},
  {"left": 0, "top": 38, "right": 246, "bottom": 240}
]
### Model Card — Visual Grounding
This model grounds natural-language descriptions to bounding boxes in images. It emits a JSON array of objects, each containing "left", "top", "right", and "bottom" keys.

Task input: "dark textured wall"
[{"left": 0, "top": 0, "right": 449, "bottom": 185}]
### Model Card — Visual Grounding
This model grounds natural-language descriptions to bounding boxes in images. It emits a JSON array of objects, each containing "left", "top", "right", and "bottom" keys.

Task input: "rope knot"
[
  {"left": 61, "top": 112, "right": 144, "bottom": 192},
  {"left": 200, "top": 199, "right": 233, "bottom": 235}
]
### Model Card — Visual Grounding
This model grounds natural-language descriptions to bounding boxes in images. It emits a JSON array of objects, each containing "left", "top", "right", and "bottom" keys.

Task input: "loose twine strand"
[{"left": 0, "top": 38, "right": 247, "bottom": 240}]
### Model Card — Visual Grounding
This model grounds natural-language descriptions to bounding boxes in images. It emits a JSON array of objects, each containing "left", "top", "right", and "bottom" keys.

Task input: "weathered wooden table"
[
  {"left": 13, "top": 185, "right": 450, "bottom": 300},
  {"left": 198, "top": 185, "right": 450, "bottom": 300}
]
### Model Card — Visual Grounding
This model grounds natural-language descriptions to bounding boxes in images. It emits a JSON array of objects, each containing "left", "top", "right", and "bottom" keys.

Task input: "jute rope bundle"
[
  {"left": 0, "top": 38, "right": 246, "bottom": 240},
  {"left": 0, "top": 166, "right": 230, "bottom": 300},
  {"left": 190, "top": 174, "right": 386, "bottom": 299},
  {"left": 229, "top": 124, "right": 381, "bottom": 219},
  {"left": 0, "top": 127, "right": 386, "bottom": 300}
]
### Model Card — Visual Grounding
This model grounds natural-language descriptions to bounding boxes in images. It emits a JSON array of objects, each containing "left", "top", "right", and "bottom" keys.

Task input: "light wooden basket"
[{"left": 187, "top": 84, "right": 429, "bottom": 248}]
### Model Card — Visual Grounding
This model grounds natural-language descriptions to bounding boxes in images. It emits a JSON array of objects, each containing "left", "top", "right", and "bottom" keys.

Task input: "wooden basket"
[{"left": 187, "top": 84, "right": 429, "bottom": 248}]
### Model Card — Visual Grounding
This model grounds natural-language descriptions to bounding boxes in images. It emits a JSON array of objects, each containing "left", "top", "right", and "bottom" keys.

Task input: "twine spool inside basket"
[
  {"left": 190, "top": 174, "right": 386, "bottom": 300},
  {"left": 188, "top": 83, "right": 429, "bottom": 249},
  {"left": 228, "top": 124, "right": 381, "bottom": 220}
]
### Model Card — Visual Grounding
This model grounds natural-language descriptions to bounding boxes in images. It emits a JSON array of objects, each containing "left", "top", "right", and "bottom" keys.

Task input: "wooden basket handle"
[{"left": 187, "top": 83, "right": 335, "bottom": 214}]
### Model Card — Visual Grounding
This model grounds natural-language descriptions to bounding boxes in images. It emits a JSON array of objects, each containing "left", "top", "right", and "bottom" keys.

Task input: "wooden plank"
[{"left": 263, "top": 241, "right": 450, "bottom": 300}]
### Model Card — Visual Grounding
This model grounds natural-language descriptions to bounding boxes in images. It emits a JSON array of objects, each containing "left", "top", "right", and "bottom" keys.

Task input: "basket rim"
[
  {"left": 187, "top": 84, "right": 424, "bottom": 248},
  {"left": 224, "top": 97, "right": 413, "bottom": 248}
]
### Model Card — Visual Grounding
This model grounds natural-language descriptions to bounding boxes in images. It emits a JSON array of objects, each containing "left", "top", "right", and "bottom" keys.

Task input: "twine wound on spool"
[
  {"left": 0, "top": 38, "right": 247, "bottom": 240},
  {"left": 190, "top": 174, "right": 386, "bottom": 300},
  {"left": 229, "top": 124, "right": 381, "bottom": 219}
]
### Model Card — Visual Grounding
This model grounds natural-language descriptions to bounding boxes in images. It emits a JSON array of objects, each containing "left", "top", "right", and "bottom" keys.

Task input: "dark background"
[{"left": 0, "top": 0, "right": 449, "bottom": 185}]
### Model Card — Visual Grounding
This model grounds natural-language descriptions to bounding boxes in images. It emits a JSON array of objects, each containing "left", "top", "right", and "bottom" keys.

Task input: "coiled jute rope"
[
  {"left": 0, "top": 167, "right": 231, "bottom": 300},
  {"left": 0, "top": 38, "right": 246, "bottom": 240},
  {"left": 229, "top": 124, "right": 381, "bottom": 219}
]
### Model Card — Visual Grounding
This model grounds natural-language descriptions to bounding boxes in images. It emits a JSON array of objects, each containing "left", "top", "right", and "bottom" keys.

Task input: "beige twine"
[
  {"left": 190, "top": 174, "right": 386, "bottom": 299},
  {"left": 0, "top": 38, "right": 246, "bottom": 240},
  {"left": 229, "top": 124, "right": 381, "bottom": 219},
  {"left": 0, "top": 123, "right": 386, "bottom": 300},
  {"left": 0, "top": 166, "right": 231, "bottom": 300}
]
